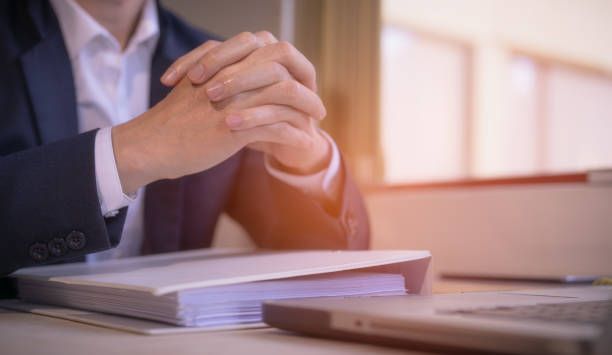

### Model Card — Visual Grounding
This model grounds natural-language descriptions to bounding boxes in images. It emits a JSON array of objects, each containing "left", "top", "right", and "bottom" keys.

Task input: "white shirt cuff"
[
  {"left": 264, "top": 130, "right": 342, "bottom": 203},
  {"left": 94, "top": 127, "right": 136, "bottom": 217}
]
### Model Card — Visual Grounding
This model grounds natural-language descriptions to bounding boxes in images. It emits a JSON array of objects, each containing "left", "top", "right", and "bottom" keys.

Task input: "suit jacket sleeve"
[
  {"left": 226, "top": 149, "right": 369, "bottom": 250},
  {"left": 0, "top": 130, "right": 125, "bottom": 276}
]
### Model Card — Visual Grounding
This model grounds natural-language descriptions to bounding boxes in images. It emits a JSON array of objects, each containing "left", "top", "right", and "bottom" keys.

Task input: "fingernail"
[
  {"left": 206, "top": 83, "right": 224, "bottom": 101},
  {"left": 187, "top": 64, "right": 205, "bottom": 82},
  {"left": 161, "top": 69, "right": 177, "bottom": 84},
  {"left": 225, "top": 114, "right": 243, "bottom": 128}
]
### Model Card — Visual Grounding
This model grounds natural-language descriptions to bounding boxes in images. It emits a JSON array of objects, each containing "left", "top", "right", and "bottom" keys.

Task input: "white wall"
[{"left": 367, "top": 183, "right": 612, "bottom": 276}]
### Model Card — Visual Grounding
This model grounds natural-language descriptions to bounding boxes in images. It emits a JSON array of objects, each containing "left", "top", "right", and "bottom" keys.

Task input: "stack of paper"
[
  {"left": 13, "top": 249, "right": 432, "bottom": 329},
  {"left": 18, "top": 271, "right": 405, "bottom": 327}
]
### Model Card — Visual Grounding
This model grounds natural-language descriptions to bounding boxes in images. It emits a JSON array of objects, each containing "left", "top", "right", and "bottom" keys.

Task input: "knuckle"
[
  {"left": 237, "top": 31, "right": 257, "bottom": 46},
  {"left": 242, "top": 109, "right": 257, "bottom": 124},
  {"left": 256, "top": 31, "right": 276, "bottom": 43},
  {"left": 269, "top": 62, "right": 289, "bottom": 80},
  {"left": 280, "top": 80, "right": 300, "bottom": 101},
  {"left": 202, "top": 40, "right": 220, "bottom": 51},
  {"left": 213, "top": 73, "right": 232, "bottom": 91},
  {"left": 202, "top": 50, "right": 220, "bottom": 68},
  {"left": 199, "top": 40, "right": 212, "bottom": 50},
  {"left": 214, "top": 67, "right": 231, "bottom": 82},
  {"left": 276, "top": 41, "right": 296, "bottom": 60},
  {"left": 174, "top": 53, "right": 187, "bottom": 65},
  {"left": 172, "top": 54, "right": 189, "bottom": 72},
  {"left": 276, "top": 122, "right": 292, "bottom": 136},
  {"left": 222, "top": 75, "right": 235, "bottom": 90}
]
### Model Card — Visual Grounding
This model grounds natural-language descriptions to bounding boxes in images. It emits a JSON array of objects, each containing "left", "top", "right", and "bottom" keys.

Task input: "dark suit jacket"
[{"left": 0, "top": 0, "right": 369, "bottom": 291}]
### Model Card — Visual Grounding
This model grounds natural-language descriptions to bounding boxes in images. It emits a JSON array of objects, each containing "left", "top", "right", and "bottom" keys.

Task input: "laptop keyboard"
[{"left": 439, "top": 300, "right": 611, "bottom": 324}]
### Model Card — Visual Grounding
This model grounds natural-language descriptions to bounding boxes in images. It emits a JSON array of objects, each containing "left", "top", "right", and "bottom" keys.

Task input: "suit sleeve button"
[
  {"left": 48, "top": 237, "right": 68, "bottom": 257},
  {"left": 29, "top": 243, "right": 49, "bottom": 262},
  {"left": 65, "top": 230, "right": 86, "bottom": 250}
]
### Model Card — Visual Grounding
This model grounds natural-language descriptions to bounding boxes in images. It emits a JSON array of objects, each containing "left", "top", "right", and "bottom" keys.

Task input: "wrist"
[
  {"left": 112, "top": 115, "right": 159, "bottom": 195},
  {"left": 273, "top": 133, "right": 331, "bottom": 175}
]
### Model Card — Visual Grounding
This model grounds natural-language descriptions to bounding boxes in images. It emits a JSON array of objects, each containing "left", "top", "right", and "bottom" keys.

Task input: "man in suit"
[{"left": 0, "top": 0, "right": 368, "bottom": 293}]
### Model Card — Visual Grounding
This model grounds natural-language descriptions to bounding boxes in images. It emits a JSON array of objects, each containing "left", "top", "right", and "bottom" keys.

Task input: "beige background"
[
  {"left": 159, "top": 1, "right": 612, "bottom": 278},
  {"left": 212, "top": 181, "right": 612, "bottom": 278},
  {"left": 161, "top": 0, "right": 288, "bottom": 40}
]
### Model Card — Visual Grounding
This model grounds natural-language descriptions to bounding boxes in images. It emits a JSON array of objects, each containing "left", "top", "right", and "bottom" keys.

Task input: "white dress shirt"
[{"left": 50, "top": 0, "right": 341, "bottom": 261}]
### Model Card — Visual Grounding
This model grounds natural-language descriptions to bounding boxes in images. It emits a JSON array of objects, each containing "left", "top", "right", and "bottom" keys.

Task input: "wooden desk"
[{"left": 0, "top": 279, "right": 565, "bottom": 355}]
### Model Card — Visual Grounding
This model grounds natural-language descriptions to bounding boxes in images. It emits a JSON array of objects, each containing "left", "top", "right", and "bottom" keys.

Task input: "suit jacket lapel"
[
  {"left": 19, "top": 1, "right": 187, "bottom": 254},
  {"left": 20, "top": 0, "right": 78, "bottom": 144},
  {"left": 143, "top": 6, "right": 185, "bottom": 254}
]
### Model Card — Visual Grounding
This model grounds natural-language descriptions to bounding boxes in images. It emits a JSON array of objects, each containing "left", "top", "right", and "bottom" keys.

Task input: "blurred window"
[
  {"left": 507, "top": 56, "right": 612, "bottom": 175},
  {"left": 380, "top": 26, "right": 470, "bottom": 183},
  {"left": 380, "top": 28, "right": 612, "bottom": 184},
  {"left": 543, "top": 64, "right": 612, "bottom": 172}
]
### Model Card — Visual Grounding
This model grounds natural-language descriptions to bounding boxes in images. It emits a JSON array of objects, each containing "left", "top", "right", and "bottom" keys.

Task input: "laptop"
[{"left": 263, "top": 286, "right": 612, "bottom": 354}]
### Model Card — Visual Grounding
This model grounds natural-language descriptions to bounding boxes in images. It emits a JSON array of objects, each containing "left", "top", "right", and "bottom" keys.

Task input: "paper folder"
[{"left": 2, "top": 248, "right": 432, "bottom": 335}]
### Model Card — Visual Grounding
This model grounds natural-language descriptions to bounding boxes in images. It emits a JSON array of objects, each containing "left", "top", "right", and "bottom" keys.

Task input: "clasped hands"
[{"left": 113, "top": 31, "right": 330, "bottom": 194}]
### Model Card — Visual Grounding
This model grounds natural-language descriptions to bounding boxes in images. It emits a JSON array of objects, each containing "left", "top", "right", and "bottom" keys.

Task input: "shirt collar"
[
  {"left": 126, "top": 0, "right": 160, "bottom": 52},
  {"left": 50, "top": 0, "right": 159, "bottom": 59}
]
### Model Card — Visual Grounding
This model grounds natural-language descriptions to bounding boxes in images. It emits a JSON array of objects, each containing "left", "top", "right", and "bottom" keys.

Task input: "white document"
[
  {"left": 14, "top": 248, "right": 431, "bottom": 295},
  {"left": 6, "top": 248, "right": 432, "bottom": 334},
  {"left": 0, "top": 299, "right": 264, "bottom": 335}
]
